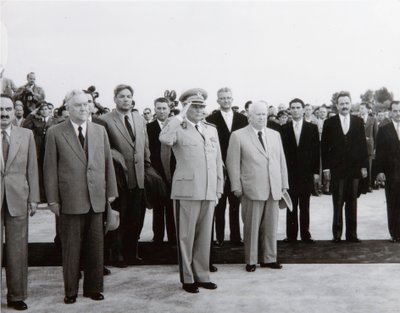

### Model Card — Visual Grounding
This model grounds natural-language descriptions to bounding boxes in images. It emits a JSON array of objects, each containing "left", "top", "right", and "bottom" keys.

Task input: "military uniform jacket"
[{"left": 159, "top": 116, "right": 224, "bottom": 200}]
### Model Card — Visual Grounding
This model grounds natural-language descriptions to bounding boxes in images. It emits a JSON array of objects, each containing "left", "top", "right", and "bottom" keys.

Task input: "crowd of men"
[{"left": 1, "top": 71, "right": 400, "bottom": 310}]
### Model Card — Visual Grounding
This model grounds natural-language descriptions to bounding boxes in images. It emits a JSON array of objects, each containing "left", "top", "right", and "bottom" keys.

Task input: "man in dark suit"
[
  {"left": 359, "top": 103, "right": 378, "bottom": 191},
  {"left": 100, "top": 84, "right": 151, "bottom": 266},
  {"left": 280, "top": 98, "right": 320, "bottom": 243},
  {"left": 44, "top": 90, "right": 118, "bottom": 304},
  {"left": 321, "top": 91, "right": 368, "bottom": 243},
  {"left": 375, "top": 101, "right": 400, "bottom": 242},
  {"left": 206, "top": 87, "right": 248, "bottom": 246},
  {"left": 1, "top": 94, "right": 40, "bottom": 311},
  {"left": 147, "top": 97, "right": 176, "bottom": 244}
]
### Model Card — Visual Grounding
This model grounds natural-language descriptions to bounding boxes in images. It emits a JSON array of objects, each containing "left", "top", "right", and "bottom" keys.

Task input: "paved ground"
[{"left": 2, "top": 188, "right": 397, "bottom": 312}]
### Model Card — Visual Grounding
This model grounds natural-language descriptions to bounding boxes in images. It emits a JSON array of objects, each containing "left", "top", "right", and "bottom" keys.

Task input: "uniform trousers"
[
  {"left": 174, "top": 200, "right": 215, "bottom": 284},
  {"left": 1, "top": 202, "right": 28, "bottom": 301},
  {"left": 241, "top": 195, "right": 279, "bottom": 265},
  {"left": 60, "top": 211, "right": 103, "bottom": 297}
]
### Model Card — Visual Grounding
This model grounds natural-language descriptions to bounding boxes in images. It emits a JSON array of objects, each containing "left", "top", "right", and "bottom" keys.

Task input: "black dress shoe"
[
  {"left": 132, "top": 256, "right": 144, "bottom": 265},
  {"left": 195, "top": 282, "right": 217, "bottom": 290},
  {"left": 302, "top": 238, "right": 316, "bottom": 244},
  {"left": 182, "top": 283, "right": 199, "bottom": 293},
  {"left": 231, "top": 240, "right": 244, "bottom": 246},
  {"left": 331, "top": 238, "right": 341, "bottom": 243},
  {"left": 245, "top": 264, "right": 256, "bottom": 272},
  {"left": 113, "top": 259, "right": 128, "bottom": 268},
  {"left": 260, "top": 262, "right": 282, "bottom": 269},
  {"left": 7, "top": 300, "right": 28, "bottom": 310},
  {"left": 214, "top": 240, "right": 224, "bottom": 247},
  {"left": 63, "top": 295, "right": 77, "bottom": 304},
  {"left": 83, "top": 292, "right": 104, "bottom": 301},
  {"left": 210, "top": 264, "right": 218, "bottom": 272},
  {"left": 283, "top": 238, "right": 298, "bottom": 243},
  {"left": 346, "top": 238, "right": 361, "bottom": 243},
  {"left": 103, "top": 266, "right": 111, "bottom": 276}
]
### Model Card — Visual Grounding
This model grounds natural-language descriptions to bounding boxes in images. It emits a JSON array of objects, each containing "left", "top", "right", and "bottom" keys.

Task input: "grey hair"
[
  {"left": 217, "top": 87, "right": 232, "bottom": 95},
  {"left": 248, "top": 101, "right": 268, "bottom": 115},
  {"left": 64, "top": 89, "right": 86, "bottom": 107}
]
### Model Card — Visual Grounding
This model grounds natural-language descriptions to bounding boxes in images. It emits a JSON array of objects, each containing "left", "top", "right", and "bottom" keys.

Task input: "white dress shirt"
[
  {"left": 292, "top": 118, "right": 303, "bottom": 146},
  {"left": 221, "top": 109, "right": 233, "bottom": 132},
  {"left": 339, "top": 114, "right": 350, "bottom": 135},
  {"left": 70, "top": 120, "right": 87, "bottom": 139}
]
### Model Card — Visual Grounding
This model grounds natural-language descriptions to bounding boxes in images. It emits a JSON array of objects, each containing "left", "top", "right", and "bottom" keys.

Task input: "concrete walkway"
[{"left": 2, "top": 264, "right": 400, "bottom": 313}]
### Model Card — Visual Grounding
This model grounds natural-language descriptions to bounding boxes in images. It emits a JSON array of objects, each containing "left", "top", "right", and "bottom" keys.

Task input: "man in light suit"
[
  {"left": 226, "top": 101, "right": 288, "bottom": 272},
  {"left": 99, "top": 84, "right": 151, "bottom": 266},
  {"left": 44, "top": 90, "right": 118, "bottom": 304},
  {"left": 205, "top": 87, "right": 248, "bottom": 246},
  {"left": 1, "top": 94, "right": 40, "bottom": 311},
  {"left": 159, "top": 88, "right": 223, "bottom": 294},
  {"left": 280, "top": 98, "right": 320, "bottom": 243},
  {"left": 321, "top": 91, "right": 368, "bottom": 243},
  {"left": 375, "top": 101, "right": 400, "bottom": 242}
]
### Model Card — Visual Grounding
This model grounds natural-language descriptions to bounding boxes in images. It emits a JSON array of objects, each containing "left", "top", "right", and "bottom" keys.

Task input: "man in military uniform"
[{"left": 159, "top": 88, "right": 223, "bottom": 294}]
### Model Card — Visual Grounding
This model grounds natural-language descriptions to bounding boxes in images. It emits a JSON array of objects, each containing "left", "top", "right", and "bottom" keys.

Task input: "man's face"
[
  {"left": 154, "top": 102, "right": 170, "bottom": 122},
  {"left": 14, "top": 104, "right": 24, "bottom": 118},
  {"left": 376, "top": 112, "right": 385, "bottom": 123},
  {"left": 319, "top": 107, "right": 327, "bottom": 119},
  {"left": 67, "top": 94, "right": 89, "bottom": 124},
  {"left": 47, "top": 105, "right": 54, "bottom": 116},
  {"left": 217, "top": 91, "right": 233, "bottom": 111},
  {"left": 304, "top": 106, "right": 313, "bottom": 117},
  {"left": 143, "top": 109, "right": 152, "bottom": 121},
  {"left": 336, "top": 96, "right": 351, "bottom": 116},
  {"left": 391, "top": 104, "right": 400, "bottom": 123},
  {"left": 27, "top": 73, "right": 36, "bottom": 85},
  {"left": 249, "top": 104, "right": 268, "bottom": 130},
  {"left": 290, "top": 102, "right": 304, "bottom": 121},
  {"left": 39, "top": 106, "right": 50, "bottom": 118},
  {"left": 114, "top": 88, "right": 133, "bottom": 112},
  {"left": 0, "top": 97, "right": 15, "bottom": 129},
  {"left": 186, "top": 103, "right": 206, "bottom": 124},
  {"left": 359, "top": 104, "right": 368, "bottom": 116}
]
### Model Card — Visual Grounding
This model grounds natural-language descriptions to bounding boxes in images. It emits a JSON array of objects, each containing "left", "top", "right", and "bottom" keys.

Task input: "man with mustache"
[
  {"left": 1, "top": 94, "right": 39, "bottom": 311},
  {"left": 321, "top": 91, "right": 368, "bottom": 243}
]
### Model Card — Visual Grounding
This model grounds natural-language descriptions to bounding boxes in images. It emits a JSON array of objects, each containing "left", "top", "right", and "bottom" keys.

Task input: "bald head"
[{"left": 248, "top": 101, "right": 268, "bottom": 130}]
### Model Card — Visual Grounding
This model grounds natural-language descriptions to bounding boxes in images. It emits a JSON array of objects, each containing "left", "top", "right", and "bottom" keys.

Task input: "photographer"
[{"left": 15, "top": 72, "right": 45, "bottom": 116}]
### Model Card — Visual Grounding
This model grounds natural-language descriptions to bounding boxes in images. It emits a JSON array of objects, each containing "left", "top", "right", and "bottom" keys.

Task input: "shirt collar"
[
  {"left": 186, "top": 118, "right": 202, "bottom": 131},
  {"left": 157, "top": 119, "right": 165, "bottom": 129},
  {"left": 221, "top": 109, "right": 233, "bottom": 117},
  {"left": 2, "top": 125, "right": 12, "bottom": 137},
  {"left": 293, "top": 118, "right": 303, "bottom": 127},
  {"left": 70, "top": 120, "right": 87, "bottom": 136},
  {"left": 251, "top": 126, "right": 265, "bottom": 136}
]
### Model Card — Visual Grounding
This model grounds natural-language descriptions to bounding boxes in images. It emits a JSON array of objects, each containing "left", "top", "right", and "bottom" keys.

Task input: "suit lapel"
[
  {"left": 5, "top": 126, "right": 22, "bottom": 171},
  {"left": 112, "top": 112, "right": 135, "bottom": 148},
  {"left": 216, "top": 111, "right": 230, "bottom": 133},
  {"left": 62, "top": 121, "right": 87, "bottom": 165},
  {"left": 387, "top": 122, "right": 400, "bottom": 145},
  {"left": 247, "top": 126, "right": 268, "bottom": 158}
]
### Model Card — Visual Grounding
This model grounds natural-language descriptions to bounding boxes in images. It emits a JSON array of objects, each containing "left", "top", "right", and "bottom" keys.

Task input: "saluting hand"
[{"left": 180, "top": 102, "right": 191, "bottom": 119}]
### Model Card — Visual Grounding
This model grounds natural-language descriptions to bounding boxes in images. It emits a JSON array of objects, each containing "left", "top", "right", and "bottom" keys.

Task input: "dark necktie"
[
  {"left": 195, "top": 125, "right": 205, "bottom": 141},
  {"left": 124, "top": 115, "right": 135, "bottom": 143},
  {"left": 2, "top": 130, "right": 9, "bottom": 163},
  {"left": 78, "top": 126, "right": 85, "bottom": 148},
  {"left": 258, "top": 131, "right": 266, "bottom": 151}
]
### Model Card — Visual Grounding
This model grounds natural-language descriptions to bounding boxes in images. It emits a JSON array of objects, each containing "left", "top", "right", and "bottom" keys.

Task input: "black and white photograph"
[{"left": 1, "top": 0, "right": 400, "bottom": 312}]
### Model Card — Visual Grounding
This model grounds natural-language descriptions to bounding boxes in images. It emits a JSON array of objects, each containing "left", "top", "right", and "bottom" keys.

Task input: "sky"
[{"left": 1, "top": 0, "right": 400, "bottom": 113}]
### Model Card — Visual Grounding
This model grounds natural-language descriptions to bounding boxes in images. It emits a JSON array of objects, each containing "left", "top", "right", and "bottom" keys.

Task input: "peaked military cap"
[{"left": 179, "top": 88, "right": 208, "bottom": 105}]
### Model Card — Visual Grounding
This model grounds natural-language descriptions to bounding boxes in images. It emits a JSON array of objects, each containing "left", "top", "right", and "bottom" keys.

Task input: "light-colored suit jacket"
[
  {"left": 1, "top": 126, "right": 40, "bottom": 216},
  {"left": 43, "top": 120, "right": 118, "bottom": 214},
  {"left": 100, "top": 110, "right": 150, "bottom": 189},
  {"left": 226, "top": 125, "right": 288, "bottom": 201},
  {"left": 12, "top": 117, "right": 25, "bottom": 127},
  {"left": 159, "top": 117, "right": 224, "bottom": 200}
]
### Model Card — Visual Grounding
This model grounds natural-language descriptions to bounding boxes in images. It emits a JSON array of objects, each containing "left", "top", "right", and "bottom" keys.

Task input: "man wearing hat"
[{"left": 159, "top": 88, "right": 223, "bottom": 294}]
